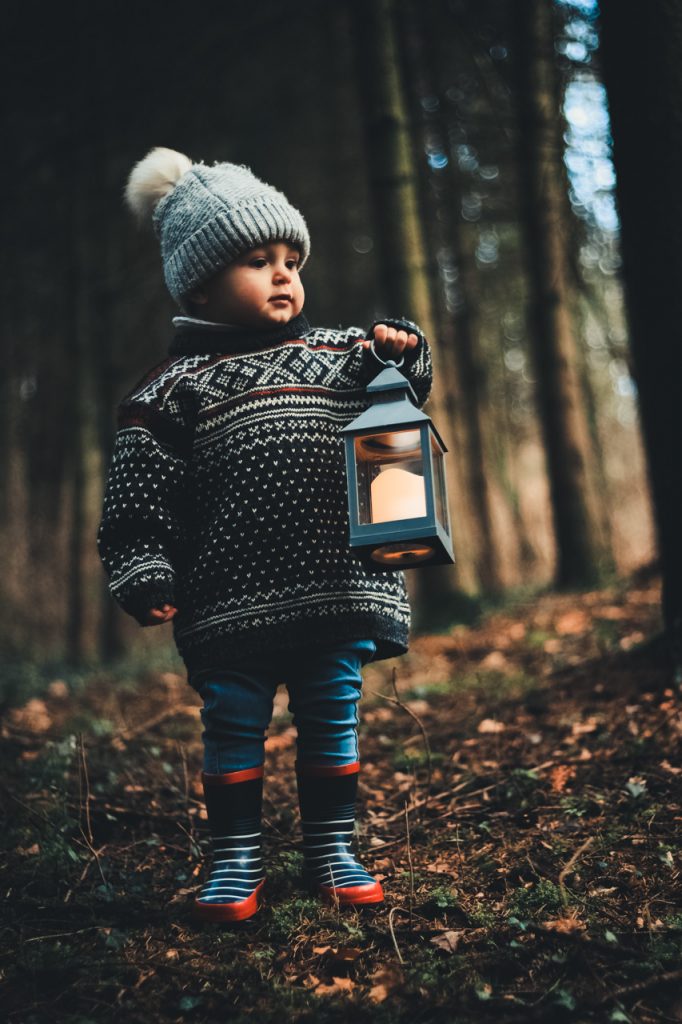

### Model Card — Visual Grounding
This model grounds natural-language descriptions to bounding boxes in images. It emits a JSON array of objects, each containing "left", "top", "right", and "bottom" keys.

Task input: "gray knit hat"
[{"left": 124, "top": 147, "right": 310, "bottom": 308}]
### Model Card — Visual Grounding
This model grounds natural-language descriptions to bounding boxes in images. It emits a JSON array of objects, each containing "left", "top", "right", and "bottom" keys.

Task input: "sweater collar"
[{"left": 168, "top": 312, "right": 311, "bottom": 355}]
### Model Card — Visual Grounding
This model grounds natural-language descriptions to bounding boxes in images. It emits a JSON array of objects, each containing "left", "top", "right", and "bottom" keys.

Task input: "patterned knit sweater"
[{"left": 97, "top": 311, "right": 433, "bottom": 681}]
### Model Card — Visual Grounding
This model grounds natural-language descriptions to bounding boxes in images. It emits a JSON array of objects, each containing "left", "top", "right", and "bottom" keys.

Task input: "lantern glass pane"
[
  {"left": 430, "top": 432, "right": 449, "bottom": 534},
  {"left": 354, "top": 428, "right": 427, "bottom": 525}
]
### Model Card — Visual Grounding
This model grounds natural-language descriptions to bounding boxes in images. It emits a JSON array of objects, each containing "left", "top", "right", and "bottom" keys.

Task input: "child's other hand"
[
  {"left": 145, "top": 604, "right": 178, "bottom": 625},
  {"left": 361, "top": 323, "right": 419, "bottom": 361}
]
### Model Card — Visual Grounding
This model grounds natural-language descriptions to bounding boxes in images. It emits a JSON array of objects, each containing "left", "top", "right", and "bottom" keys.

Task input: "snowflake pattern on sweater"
[{"left": 97, "top": 312, "right": 433, "bottom": 681}]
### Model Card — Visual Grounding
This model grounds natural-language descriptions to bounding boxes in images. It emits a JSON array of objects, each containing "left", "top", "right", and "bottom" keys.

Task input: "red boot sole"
[
  {"left": 316, "top": 880, "right": 384, "bottom": 906},
  {"left": 193, "top": 879, "right": 265, "bottom": 923}
]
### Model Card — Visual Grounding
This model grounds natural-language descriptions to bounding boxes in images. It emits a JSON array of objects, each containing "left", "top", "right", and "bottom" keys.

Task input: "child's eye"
[{"left": 250, "top": 258, "right": 267, "bottom": 267}]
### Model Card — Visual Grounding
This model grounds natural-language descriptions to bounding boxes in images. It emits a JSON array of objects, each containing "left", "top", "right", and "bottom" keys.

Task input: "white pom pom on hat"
[
  {"left": 124, "top": 146, "right": 193, "bottom": 222},
  {"left": 124, "top": 145, "right": 311, "bottom": 309}
]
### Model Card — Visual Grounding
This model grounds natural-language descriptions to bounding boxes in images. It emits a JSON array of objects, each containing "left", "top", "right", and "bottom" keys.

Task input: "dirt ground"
[{"left": 2, "top": 570, "right": 681, "bottom": 1023}]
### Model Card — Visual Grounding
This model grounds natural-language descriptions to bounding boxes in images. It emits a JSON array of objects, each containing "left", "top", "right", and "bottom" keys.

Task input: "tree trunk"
[
  {"left": 511, "top": 0, "right": 607, "bottom": 588},
  {"left": 598, "top": 0, "right": 682, "bottom": 645},
  {"left": 66, "top": 152, "right": 92, "bottom": 665},
  {"left": 397, "top": 0, "right": 502, "bottom": 595},
  {"left": 350, "top": 0, "right": 464, "bottom": 614}
]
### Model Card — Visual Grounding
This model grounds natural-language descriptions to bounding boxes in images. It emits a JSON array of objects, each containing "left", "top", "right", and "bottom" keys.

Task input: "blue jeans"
[{"left": 191, "top": 639, "right": 377, "bottom": 773}]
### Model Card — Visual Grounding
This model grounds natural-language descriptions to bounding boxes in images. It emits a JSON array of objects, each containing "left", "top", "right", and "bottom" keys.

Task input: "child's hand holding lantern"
[
  {"left": 362, "top": 323, "right": 420, "bottom": 361},
  {"left": 145, "top": 604, "right": 178, "bottom": 625}
]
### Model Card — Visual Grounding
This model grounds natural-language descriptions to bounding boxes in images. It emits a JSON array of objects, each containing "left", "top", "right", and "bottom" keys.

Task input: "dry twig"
[
  {"left": 558, "top": 835, "right": 594, "bottom": 907},
  {"left": 404, "top": 801, "right": 414, "bottom": 928},
  {"left": 368, "top": 666, "right": 433, "bottom": 790}
]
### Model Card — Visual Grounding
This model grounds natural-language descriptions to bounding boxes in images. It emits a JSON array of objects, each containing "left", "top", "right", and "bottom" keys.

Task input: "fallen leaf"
[
  {"left": 555, "top": 610, "right": 589, "bottom": 635},
  {"left": 595, "top": 605, "right": 626, "bottom": 620},
  {"left": 367, "top": 965, "right": 403, "bottom": 1001},
  {"left": 479, "top": 651, "right": 508, "bottom": 670},
  {"left": 312, "top": 946, "right": 331, "bottom": 955},
  {"left": 16, "top": 843, "right": 40, "bottom": 856},
  {"left": 327, "top": 947, "right": 362, "bottom": 975},
  {"left": 431, "top": 930, "right": 466, "bottom": 952},
  {"left": 477, "top": 719, "right": 506, "bottom": 734},
  {"left": 571, "top": 717, "right": 599, "bottom": 736},
  {"left": 620, "top": 631, "right": 645, "bottom": 650},
  {"left": 403, "top": 699, "right": 429, "bottom": 715},
  {"left": 265, "top": 728, "right": 296, "bottom": 752},
  {"left": 314, "top": 976, "right": 355, "bottom": 996},
  {"left": 550, "top": 765, "right": 576, "bottom": 793},
  {"left": 542, "top": 916, "right": 586, "bottom": 933},
  {"left": 8, "top": 699, "right": 52, "bottom": 734},
  {"left": 48, "top": 680, "right": 69, "bottom": 699},
  {"left": 425, "top": 860, "right": 454, "bottom": 874}
]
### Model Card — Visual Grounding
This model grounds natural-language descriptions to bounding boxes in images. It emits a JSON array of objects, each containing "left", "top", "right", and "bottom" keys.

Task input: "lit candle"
[{"left": 370, "top": 467, "right": 427, "bottom": 523}]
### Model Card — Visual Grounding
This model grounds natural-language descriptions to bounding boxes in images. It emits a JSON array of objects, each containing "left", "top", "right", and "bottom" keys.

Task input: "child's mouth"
[{"left": 269, "top": 296, "right": 292, "bottom": 303}]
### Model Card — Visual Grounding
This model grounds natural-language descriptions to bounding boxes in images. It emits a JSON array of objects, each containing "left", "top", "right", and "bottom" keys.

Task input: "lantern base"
[
  {"left": 371, "top": 542, "right": 436, "bottom": 566},
  {"left": 350, "top": 528, "right": 455, "bottom": 572}
]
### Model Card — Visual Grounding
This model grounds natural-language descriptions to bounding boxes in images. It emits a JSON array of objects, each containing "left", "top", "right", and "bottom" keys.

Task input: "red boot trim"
[
  {"left": 316, "top": 879, "right": 384, "bottom": 906},
  {"left": 295, "top": 761, "right": 360, "bottom": 778},
  {"left": 202, "top": 765, "right": 264, "bottom": 785},
  {"left": 193, "top": 879, "right": 265, "bottom": 923}
]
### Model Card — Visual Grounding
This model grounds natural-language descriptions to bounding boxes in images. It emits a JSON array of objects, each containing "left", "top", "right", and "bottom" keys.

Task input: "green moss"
[
  {"left": 526, "top": 629, "right": 552, "bottom": 649},
  {"left": 468, "top": 900, "right": 497, "bottom": 928},
  {"left": 507, "top": 879, "right": 565, "bottom": 919},
  {"left": 265, "top": 849, "right": 305, "bottom": 887},
  {"left": 401, "top": 681, "right": 454, "bottom": 700},
  {"left": 391, "top": 749, "right": 445, "bottom": 772},
  {"left": 427, "top": 884, "right": 460, "bottom": 910},
  {"left": 266, "top": 896, "right": 321, "bottom": 944}
]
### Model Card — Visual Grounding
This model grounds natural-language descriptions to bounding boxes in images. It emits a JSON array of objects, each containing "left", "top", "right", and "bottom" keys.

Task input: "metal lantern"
[{"left": 340, "top": 343, "right": 455, "bottom": 571}]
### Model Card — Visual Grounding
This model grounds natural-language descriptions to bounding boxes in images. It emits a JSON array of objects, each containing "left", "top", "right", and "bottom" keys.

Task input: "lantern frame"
[{"left": 340, "top": 345, "right": 455, "bottom": 571}]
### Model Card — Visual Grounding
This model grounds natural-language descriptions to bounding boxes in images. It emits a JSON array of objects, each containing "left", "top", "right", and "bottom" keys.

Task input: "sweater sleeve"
[
  {"left": 360, "top": 316, "right": 434, "bottom": 409},
  {"left": 96, "top": 395, "right": 192, "bottom": 626}
]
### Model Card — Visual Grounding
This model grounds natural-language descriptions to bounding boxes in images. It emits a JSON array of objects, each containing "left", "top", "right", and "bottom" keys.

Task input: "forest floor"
[{"left": 1, "top": 569, "right": 681, "bottom": 1024}]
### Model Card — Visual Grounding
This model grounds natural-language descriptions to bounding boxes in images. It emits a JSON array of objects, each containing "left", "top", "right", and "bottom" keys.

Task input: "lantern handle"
[{"left": 369, "top": 337, "right": 405, "bottom": 369}]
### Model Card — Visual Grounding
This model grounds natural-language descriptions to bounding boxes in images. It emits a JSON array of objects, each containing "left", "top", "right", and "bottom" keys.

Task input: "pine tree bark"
[
  {"left": 598, "top": 0, "right": 682, "bottom": 647},
  {"left": 66, "top": 150, "right": 93, "bottom": 665},
  {"left": 397, "top": 0, "right": 502, "bottom": 594},
  {"left": 511, "top": 0, "right": 607, "bottom": 587},
  {"left": 350, "top": 0, "right": 463, "bottom": 611}
]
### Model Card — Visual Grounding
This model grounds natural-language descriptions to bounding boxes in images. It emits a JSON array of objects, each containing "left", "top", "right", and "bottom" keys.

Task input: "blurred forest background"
[{"left": 2, "top": 0, "right": 677, "bottom": 672}]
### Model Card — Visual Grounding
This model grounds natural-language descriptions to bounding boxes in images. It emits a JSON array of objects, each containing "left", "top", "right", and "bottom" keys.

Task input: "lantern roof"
[{"left": 341, "top": 363, "right": 446, "bottom": 450}]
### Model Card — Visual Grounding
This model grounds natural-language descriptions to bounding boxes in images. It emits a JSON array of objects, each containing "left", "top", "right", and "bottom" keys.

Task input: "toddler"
[{"left": 97, "top": 147, "right": 434, "bottom": 923}]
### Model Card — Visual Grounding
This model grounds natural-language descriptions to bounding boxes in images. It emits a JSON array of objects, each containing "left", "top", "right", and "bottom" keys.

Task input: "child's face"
[{"left": 187, "top": 241, "right": 305, "bottom": 327}]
